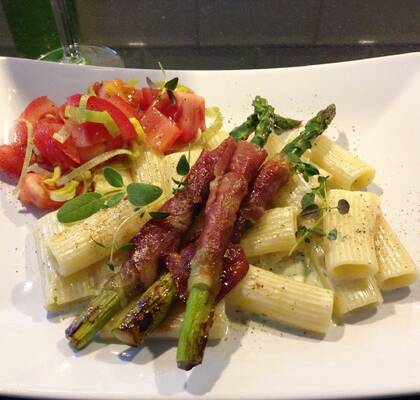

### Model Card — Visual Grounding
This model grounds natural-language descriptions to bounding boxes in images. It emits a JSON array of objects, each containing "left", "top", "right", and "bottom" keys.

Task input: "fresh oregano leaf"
[
  {"left": 165, "top": 77, "right": 178, "bottom": 91},
  {"left": 103, "top": 167, "right": 124, "bottom": 188},
  {"left": 301, "top": 192, "right": 315, "bottom": 209},
  {"left": 146, "top": 76, "right": 155, "bottom": 88},
  {"left": 328, "top": 228, "right": 338, "bottom": 240},
  {"left": 300, "top": 203, "right": 321, "bottom": 219},
  {"left": 126, "top": 183, "right": 163, "bottom": 206},
  {"left": 149, "top": 211, "right": 170, "bottom": 220},
  {"left": 57, "top": 192, "right": 104, "bottom": 223},
  {"left": 176, "top": 154, "right": 190, "bottom": 176},
  {"left": 337, "top": 199, "right": 350, "bottom": 215},
  {"left": 103, "top": 191, "right": 125, "bottom": 208},
  {"left": 107, "top": 262, "right": 115, "bottom": 271},
  {"left": 167, "top": 89, "right": 177, "bottom": 104},
  {"left": 91, "top": 238, "right": 108, "bottom": 248},
  {"left": 119, "top": 243, "right": 135, "bottom": 252}
]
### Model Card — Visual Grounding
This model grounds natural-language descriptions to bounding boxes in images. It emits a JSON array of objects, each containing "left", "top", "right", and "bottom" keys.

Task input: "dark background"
[
  {"left": 0, "top": 1, "right": 420, "bottom": 399},
  {"left": 1, "top": 0, "right": 420, "bottom": 69}
]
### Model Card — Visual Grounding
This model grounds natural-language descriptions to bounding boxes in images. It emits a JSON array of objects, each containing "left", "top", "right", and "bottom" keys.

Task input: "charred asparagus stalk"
[{"left": 177, "top": 104, "right": 336, "bottom": 370}]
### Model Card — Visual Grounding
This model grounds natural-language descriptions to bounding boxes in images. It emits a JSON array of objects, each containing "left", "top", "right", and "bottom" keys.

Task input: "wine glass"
[{"left": 39, "top": 0, "right": 124, "bottom": 67}]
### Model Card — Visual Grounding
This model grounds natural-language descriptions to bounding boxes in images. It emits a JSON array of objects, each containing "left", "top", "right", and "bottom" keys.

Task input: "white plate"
[{"left": 0, "top": 54, "right": 419, "bottom": 400}]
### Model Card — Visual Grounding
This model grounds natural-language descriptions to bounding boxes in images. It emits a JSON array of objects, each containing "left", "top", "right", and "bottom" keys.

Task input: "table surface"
[{"left": 0, "top": 1, "right": 420, "bottom": 400}]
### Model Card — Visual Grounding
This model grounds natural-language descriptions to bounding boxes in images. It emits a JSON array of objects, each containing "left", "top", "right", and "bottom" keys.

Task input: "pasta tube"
[
  {"left": 324, "top": 189, "right": 380, "bottom": 280},
  {"left": 227, "top": 265, "right": 334, "bottom": 334},
  {"left": 311, "top": 243, "right": 382, "bottom": 316},
  {"left": 47, "top": 197, "right": 164, "bottom": 276},
  {"left": 375, "top": 215, "right": 418, "bottom": 290},
  {"left": 240, "top": 207, "right": 297, "bottom": 257},
  {"left": 309, "top": 135, "right": 375, "bottom": 190},
  {"left": 33, "top": 211, "right": 128, "bottom": 311}
]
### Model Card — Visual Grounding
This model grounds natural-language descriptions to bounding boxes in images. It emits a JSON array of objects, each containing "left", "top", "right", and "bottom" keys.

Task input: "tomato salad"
[{"left": 0, "top": 78, "right": 205, "bottom": 210}]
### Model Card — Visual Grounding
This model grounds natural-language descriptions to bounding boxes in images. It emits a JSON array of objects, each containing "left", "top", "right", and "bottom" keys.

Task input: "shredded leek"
[
  {"left": 129, "top": 117, "right": 145, "bottom": 141},
  {"left": 48, "top": 180, "right": 79, "bottom": 202},
  {"left": 175, "top": 84, "right": 194, "bottom": 94},
  {"left": 201, "top": 107, "right": 223, "bottom": 143},
  {"left": 65, "top": 106, "right": 119, "bottom": 137},
  {"left": 43, "top": 166, "right": 62, "bottom": 186},
  {"left": 15, "top": 119, "right": 34, "bottom": 194},
  {"left": 127, "top": 78, "right": 139, "bottom": 86},
  {"left": 52, "top": 126, "right": 71, "bottom": 144},
  {"left": 57, "top": 149, "right": 132, "bottom": 186}
]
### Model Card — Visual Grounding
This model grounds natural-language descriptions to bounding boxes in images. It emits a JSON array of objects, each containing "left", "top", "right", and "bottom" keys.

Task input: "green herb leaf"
[
  {"left": 301, "top": 192, "right": 315, "bottom": 209},
  {"left": 104, "top": 191, "right": 125, "bottom": 208},
  {"left": 309, "top": 227, "right": 326, "bottom": 237},
  {"left": 146, "top": 76, "right": 156, "bottom": 89},
  {"left": 176, "top": 154, "right": 190, "bottom": 176},
  {"left": 107, "top": 262, "right": 115, "bottom": 271},
  {"left": 91, "top": 238, "right": 108, "bottom": 248},
  {"left": 103, "top": 167, "right": 124, "bottom": 188},
  {"left": 165, "top": 77, "right": 178, "bottom": 91},
  {"left": 300, "top": 204, "right": 321, "bottom": 219},
  {"left": 126, "top": 183, "right": 163, "bottom": 206},
  {"left": 328, "top": 228, "right": 338, "bottom": 240},
  {"left": 167, "top": 89, "right": 176, "bottom": 104},
  {"left": 119, "top": 243, "right": 134, "bottom": 252},
  {"left": 172, "top": 177, "right": 186, "bottom": 186},
  {"left": 337, "top": 199, "right": 350, "bottom": 215},
  {"left": 149, "top": 211, "right": 170, "bottom": 220},
  {"left": 57, "top": 192, "right": 104, "bottom": 223}
]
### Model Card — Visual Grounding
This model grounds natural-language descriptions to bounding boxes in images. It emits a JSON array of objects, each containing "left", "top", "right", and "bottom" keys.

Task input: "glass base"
[{"left": 38, "top": 45, "right": 124, "bottom": 67}]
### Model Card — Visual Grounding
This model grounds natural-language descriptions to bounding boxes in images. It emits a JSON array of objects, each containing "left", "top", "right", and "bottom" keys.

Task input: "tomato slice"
[
  {"left": 141, "top": 107, "right": 182, "bottom": 153},
  {"left": 107, "top": 95, "right": 144, "bottom": 121},
  {"left": 33, "top": 121, "right": 79, "bottom": 170},
  {"left": 173, "top": 92, "right": 206, "bottom": 142},
  {"left": 78, "top": 143, "right": 107, "bottom": 163},
  {"left": 68, "top": 122, "right": 110, "bottom": 147},
  {"left": 138, "top": 88, "right": 174, "bottom": 112},
  {"left": 0, "top": 143, "right": 26, "bottom": 176},
  {"left": 19, "top": 172, "right": 63, "bottom": 210},
  {"left": 15, "top": 96, "right": 56, "bottom": 144}
]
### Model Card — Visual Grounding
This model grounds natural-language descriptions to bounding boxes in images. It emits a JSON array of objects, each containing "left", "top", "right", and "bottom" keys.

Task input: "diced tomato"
[
  {"left": 78, "top": 143, "right": 107, "bottom": 163},
  {"left": 0, "top": 143, "right": 25, "bottom": 176},
  {"left": 19, "top": 172, "right": 63, "bottom": 210},
  {"left": 66, "top": 94, "right": 137, "bottom": 141},
  {"left": 21, "top": 96, "right": 56, "bottom": 126},
  {"left": 141, "top": 107, "right": 182, "bottom": 153},
  {"left": 15, "top": 96, "right": 56, "bottom": 144},
  {"left": 33, "top": 121, "right": 78, "bottom": 170},
  {"left": 105, "top": 135, "right": 124, "bottom": 151},
  {"left": 68, "top": 122, "right": 110, "bottom": 147},
  {"left": 173, "top": 92, "right": 206, "bottom": 142},
  {"left": 58, "top": 135, "right": 80, "bottom": 164},
  {"left": 87, "top": 96, "right": 137, "bottom": 141},
  {"left": 97, "top": 79, "right": 142, "bottom": 111},
  {"left": 139, "top": 88, "right": 166, "bottom": 111},
  {"left": 107, "top": 95, "right": 143, "bottom": 121}
]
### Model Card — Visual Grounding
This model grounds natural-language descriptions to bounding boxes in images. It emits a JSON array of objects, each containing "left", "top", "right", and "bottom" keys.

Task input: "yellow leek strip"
[
  {"left": 129, "top": 117, "right": 145, "bottom": 141},
  {"left": 14, "top": 119, "right": 34, "bottom": 193},
  {"left": 127, "top": 78, "right": 139, "bottom": 86},
  {"left": 43, "top": 166, "right": 62, "bottom": 186},
  {"left": 48, "top": 180, "right": 79, "bottom": 202},
  {"left": 57, "top": 149, "right": 132, "bottom": 186}
]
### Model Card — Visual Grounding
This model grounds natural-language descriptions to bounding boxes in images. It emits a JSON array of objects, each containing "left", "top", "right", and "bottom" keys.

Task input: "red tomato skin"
[
  {"left": 141, "top": 107, "right": 182, "bottom": 153},
  {"left": 138, "top": 88, "right": 173, "bottom": 112},
  {"left": 15, "top": 96, "right": 56, "bottom": 144},
  {"left": 107, "top": 95, "right": 143, "bottom": 121},
  {"left": 19, "top": 172, "right": 63, "bottom": 210},
  {"left": 33, "top": 121, "right": 77, "bottom": 170},
  {"left": 0, "top": 143, "right": 26, "bottom": 176}
]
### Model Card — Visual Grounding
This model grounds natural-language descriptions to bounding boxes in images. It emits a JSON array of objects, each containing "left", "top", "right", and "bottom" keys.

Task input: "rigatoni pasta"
[
  {"left": 309, "top": 135, "right": 375, "bottom": 190},
  {"left": 227, "top": 265, "right": 334, "bottom": 334},
  {"left": 310, "top": 244, "right": 383, "bottom": 316},
  {"left": 323, "top": 189, "right": 380, "bottom": 280},
  {"left": 375, "top": 215, "right": 418, "bottom": 290},
  {"left": 240, "top": 207, "right": 297, "bottom": 257}
]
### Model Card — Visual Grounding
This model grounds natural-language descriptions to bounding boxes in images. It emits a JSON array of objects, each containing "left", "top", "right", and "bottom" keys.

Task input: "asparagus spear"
[{"left": 177, "top": 104, "right": 336, "bottom": 370}]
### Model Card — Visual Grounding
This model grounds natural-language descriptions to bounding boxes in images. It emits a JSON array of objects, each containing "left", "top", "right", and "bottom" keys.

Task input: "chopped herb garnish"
[
  {"left": 328, "top": 229, "right": 338, "bottom": 241},
  {"left": 176, "top": 154, "right": 190, "bottom": 176},
  {"left": 107, "top": 262, "right": 115, "bottom": 271},
  {"left": 119, "top": 243, "right": 135, "bottom": 252},
  {"left": 103, "top": 191, "right": 125, "bottom": 208},
  {"left": 300, "top": 204, "right": 321, "bottom": 219},
  {"left": 91, "top": 238, "right": 108, "bottom": 248},
  {"left": 165, "top": 77, "right": 179, "bottom": 92},
  {"left": 126, "top": 183, "right": 163, "bottom": 206},
  {"left": 301, "top": 192, "right": 315, "bottom": 209},
  {"left": 149, "top": 211, "right": 170, "bottom": 220},
  {"left": 57, "top": 192, "right": 104, "bottom": 223},
  {"left": 103, "top": 167, "right": 124, "bottom": 188},
  {"left": 337, "top": 199, "right": 350, "bottom": 215}
]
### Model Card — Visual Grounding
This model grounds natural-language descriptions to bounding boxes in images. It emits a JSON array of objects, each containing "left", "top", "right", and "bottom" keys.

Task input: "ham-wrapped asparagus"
[{"left": 65, "top": 138, "right": 237, "bottom": 349}]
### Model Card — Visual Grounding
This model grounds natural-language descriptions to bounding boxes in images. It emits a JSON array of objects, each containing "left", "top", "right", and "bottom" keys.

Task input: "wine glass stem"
[{"left": 49, "top": 0, "right": 83, "bottom": 61}]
